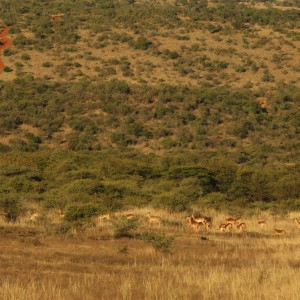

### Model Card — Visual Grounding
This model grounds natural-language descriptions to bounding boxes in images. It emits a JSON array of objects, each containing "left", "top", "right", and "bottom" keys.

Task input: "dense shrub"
[{"left": 64, "top": 204, "right": 100, "bottom": 222}]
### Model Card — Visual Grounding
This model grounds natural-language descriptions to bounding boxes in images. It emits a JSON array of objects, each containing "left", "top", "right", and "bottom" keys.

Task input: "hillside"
[{"left": 0, "top": 0, "right": 299, "bottom": 212}]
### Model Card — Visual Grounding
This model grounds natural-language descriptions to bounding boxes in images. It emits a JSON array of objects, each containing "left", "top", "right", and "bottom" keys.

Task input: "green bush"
[
  {"left": 64, "top": 204, "right": 100, "bottom": 222},
  {"left": 131, "top": 36, "right": 152, "bottom": 50},
  {"left": 0, "top": 197, "right": 23, "bottom": 223},
  {"left": 3, "top": 49, "right": 15, "bottom": 56},
  {"left": 20, "top": 53, "right": 31, "bottom": 61},
  {"left": 42, "top": 62, "right": 53, "bottom": 68},
  {"left": 3, "top": 66, "right": 13, "bottom": 72}
]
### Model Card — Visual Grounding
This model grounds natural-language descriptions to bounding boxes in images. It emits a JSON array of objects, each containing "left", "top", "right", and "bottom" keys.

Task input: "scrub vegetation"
[{"left": 0, "top": 1, "right": 299, "bottom": 298}]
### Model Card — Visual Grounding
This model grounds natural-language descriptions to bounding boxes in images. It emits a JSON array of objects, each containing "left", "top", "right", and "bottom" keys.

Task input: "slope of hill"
[{"left": 0, "top": 0, "right": 299, "bottom": 212}]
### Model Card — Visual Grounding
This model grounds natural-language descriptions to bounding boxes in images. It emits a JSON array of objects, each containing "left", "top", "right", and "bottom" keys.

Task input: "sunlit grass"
[{"left": 0, "top": 208, "right": 299, "bottom": 299}]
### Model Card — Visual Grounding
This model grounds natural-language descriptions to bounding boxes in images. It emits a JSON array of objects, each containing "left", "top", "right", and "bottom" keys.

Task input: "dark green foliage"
[
  {"left": 3, "top": 49, "right": 15, "bottom": 56},
  {"left": 0, "top": 0, "right": 299, "bottom": 213},
  {"left": 0, "top": 197, "right": 23, "bottom": 223},
  {"left": 131, "top": 36, "right": 152, "bottom": 50},
  {"left": 64, "top": 204, "right": 100, "bottom": 222},
  {"left": 3, "top": 66, "right": 13, "bottom": 72}
]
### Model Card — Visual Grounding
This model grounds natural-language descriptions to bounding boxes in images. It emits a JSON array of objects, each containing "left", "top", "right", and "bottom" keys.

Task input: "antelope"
[
  {"left": 30, "top": 212, "right": 39, "bottom": 222},
  {"left": 258, "top": 220, "right": 267, "bottom": 228},
  {"left": 225, "top": 223, "right": 233, "bottom": 232},
  {"left": 294, "top": 218, "right": 300, "bottom": 229},
  {"left": 219, "top": 224, "right": 226, "bottom": 232},
  {"left": 234, "top": 218, "right": 242, "bottom": 225},
  {"left": 237, "top": 222, "right": 247, "bottom": 232},
  {"left": 192, "top": 214, "right": 207, "bottom": 224},
  {"left": 203, "top": 219, "right": 212, "bottom": 231},
  {"left": 58, "top": 209, "right": 65, "bottom": 218},
  {"left": 147, "top": 212, "right": 161, "bottom": 224},
  {"left": 186, "top": 216, "right": 199, "bottom": 233},
  {"left": 125, "top": 213, "right": 134, "bottom": 220},
  {"left": 273, "top": 228, "right": 286, "bottom": 236},
  {"left": 225, "top": 217, "right": 236, "bottom": 225},
  {"left": 97, "top": 213, "right": 110, "bottom": 224}
]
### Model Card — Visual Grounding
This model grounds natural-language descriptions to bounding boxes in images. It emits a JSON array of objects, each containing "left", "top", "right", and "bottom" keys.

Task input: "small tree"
[{"left": 0, "top": 197, "right": 23, "bottom": 223}]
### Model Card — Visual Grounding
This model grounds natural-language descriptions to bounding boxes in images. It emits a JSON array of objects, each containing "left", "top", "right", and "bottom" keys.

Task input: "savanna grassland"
[
  {"left": 0, "top": 208, "right": 299, "bottom": 300},
  {"left": 0, "top": 0, "right": 300, "bottom": 298}
]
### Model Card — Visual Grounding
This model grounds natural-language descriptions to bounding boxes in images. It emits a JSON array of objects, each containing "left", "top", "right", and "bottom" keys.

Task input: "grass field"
[{"left": 0, "top": 209, "right": 299, "bottom": 299}]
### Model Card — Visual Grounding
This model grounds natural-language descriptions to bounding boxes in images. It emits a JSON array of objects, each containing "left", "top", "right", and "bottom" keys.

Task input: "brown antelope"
[
  {"left": 125, "top": 213, "right": 134, "bottom": 220},
  {"left": 192, "top": 214, "right": 207, "bottom": 224},
  {"left": 225, "top": 223, "right": 233, "bottom": 232},
  {"left": 203, "top": 219, "right": 212, "bottom": 231},
  {"left": 97, "top": 213, "right": 110, "bottom": 224},
  {"left": 234, "top": 218, "right": 242, "bottom": 225},
  {"left": 294, "top": 218, "right": 300, "bottom": 229},
  {"left": 273, "top": 228, "right": 286, "bottom": 236},
  {"left": 225, "top": 217, "right": 236, "bottom": 225},
  {"left": 219, "top": 224, "right": 226, "bottom": 232},
  {"left": 147, "top": 212, "right": 161, "bottom": 224},
  {"left": 237, "top": 222, "right": 247, "bottom": 232},
  {"left": 29, "top": 212, "right": 39, "bottom": 222},
  {"left": 186, "top": 216, "right": 200, "bottom": 233}
]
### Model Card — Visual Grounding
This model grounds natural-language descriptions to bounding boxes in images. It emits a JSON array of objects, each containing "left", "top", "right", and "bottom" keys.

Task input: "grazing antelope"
[
  {"left": 294, "top": 218, "right": 300, "bottom": 229},
  {"left": 225, "top": 223, "right": 233, "bottom": 232},
  {"left": 97, "top": 213, "right": 110, "bottom": 224},
  {"left": 273, "top": 228, "right": 286, "bottom": 236},
  {"left": 219, "top": 224, "right": 226, "bottom": 232},
  {"left": 147, "top": 212, "right": 161, "bottom": 224},
  {"left": 186, "top": 216, "right": 200, "bottom": 233},
  {"left": 237, "top": 222, "right": 247, "bottom": 232},
  {"left": 30, "top": 212, "right": 39, "bottom": 222}
]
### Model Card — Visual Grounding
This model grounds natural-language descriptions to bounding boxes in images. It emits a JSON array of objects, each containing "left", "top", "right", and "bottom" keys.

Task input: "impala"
[
  {"left": 203, "top": 219, "right": 212, "bottom": 231},
  {"left": 258, "top": 220, "right": 267, "bottom": 228},
  {"left": 234, "top": 218, "right": 242, "bottom": 225},
  {"left": 30, "top": 212, "right": 39, "bottom": 222},
  {"left": 58, "top": 209, "right": 65, "bottom": 218},
  {"left": 237, "top": 222, "right": 247, "bottom": 232},
  {"left": 125, "top": 213, "right": 134, "bottom": 220},
  {"left": 219, "top": 224, "right": 226, "bottom": 232},
  {"left": 187, "top": 216, "right": 199, "bottom": 233},
  {"left": 225, "top": 223, "right": 233, "bottom": 232},
  {"left": 294, "top": 218, "right": 300, "bottom": 229},
  {"left": 191, "top": 214, "right": 207, "bottom": 224},
  {"left": 273, "top": 228, "right": 286, "bottom": 236},
  {"left": 225, "top": 217, "right": 236, "bottom": 225},
  {"left": 97, "top": 213, "right": 110, "bottom": 223},
  {"left": 147, "top": 212, "right": 161, "bottom": 224}
]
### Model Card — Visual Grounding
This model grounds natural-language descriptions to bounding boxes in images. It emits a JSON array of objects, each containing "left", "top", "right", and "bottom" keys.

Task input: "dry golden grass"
[{"left": 0, "top": 208, "right": 299, "bottom": 299}]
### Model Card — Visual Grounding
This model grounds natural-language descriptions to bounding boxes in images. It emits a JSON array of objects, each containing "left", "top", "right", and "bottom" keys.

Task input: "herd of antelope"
[
  {"left": 93, "top": 211, "right": 300, "bottom": 236},
  {"left": 1, "top": 208, "right": 299, "bottom": 236},
  {"left": 186, "top": 214, "right": 300, "bottom": 236}
]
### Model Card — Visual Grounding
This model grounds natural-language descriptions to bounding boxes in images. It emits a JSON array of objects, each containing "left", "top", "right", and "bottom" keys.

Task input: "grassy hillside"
[
  {"left": 0, "top": 0, "right": 299, "bottom": 214},
  {"left": 0, "top": 2, "right": 299, "bottom": 299}
]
